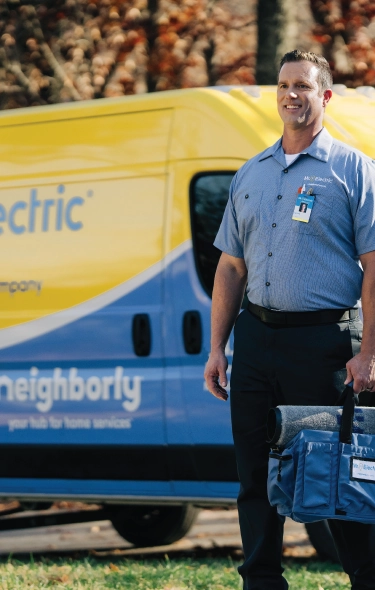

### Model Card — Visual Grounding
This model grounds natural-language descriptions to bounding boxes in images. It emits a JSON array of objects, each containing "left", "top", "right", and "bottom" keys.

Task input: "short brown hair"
[{"left": 279, "top": 50, "right": 333, "bottom": 93}]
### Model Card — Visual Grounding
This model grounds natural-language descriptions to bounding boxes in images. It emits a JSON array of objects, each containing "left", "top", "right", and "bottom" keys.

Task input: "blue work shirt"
[{"left": 214, "top": 128, "right": 375, "bottom": 311}]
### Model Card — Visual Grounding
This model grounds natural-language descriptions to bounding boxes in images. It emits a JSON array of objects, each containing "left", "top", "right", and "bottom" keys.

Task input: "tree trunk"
[
  {"left": 255, "top": 0, "right": 281, "bottom": 84},
  {"left": 256, "top": 0, "right": 322, "bottom": 85}
]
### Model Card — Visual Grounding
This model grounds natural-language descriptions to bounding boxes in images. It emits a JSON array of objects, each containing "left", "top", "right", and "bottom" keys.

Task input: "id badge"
[{"left": 292, "top": 191, "right": 315, "bottom": 223}]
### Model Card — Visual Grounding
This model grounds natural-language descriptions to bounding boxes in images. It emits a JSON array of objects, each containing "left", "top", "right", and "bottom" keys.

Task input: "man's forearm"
[
  {"left": 360, "top": 257, "right": 375, "bottom": 354},
  {"left": 346, "top": 252, "right": 375, "bottom": 392},
  {"left": 211, "top": 255, "right": 247, "bottom": 352}
]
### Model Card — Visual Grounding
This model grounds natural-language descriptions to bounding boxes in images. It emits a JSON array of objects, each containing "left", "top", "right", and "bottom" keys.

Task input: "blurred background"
[{"left": 0, "top": 0, "right": 374, "bottom": 111}]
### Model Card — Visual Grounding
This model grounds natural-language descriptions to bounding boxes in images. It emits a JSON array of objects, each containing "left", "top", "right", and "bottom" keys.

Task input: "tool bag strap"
[{"left": 339, "top": 381, "right": 359, "bottom": 444}]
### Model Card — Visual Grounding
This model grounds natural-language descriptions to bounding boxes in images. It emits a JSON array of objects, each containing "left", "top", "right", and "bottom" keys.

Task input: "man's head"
[
  {"left": 277, "top": 50, "right": 333, "bottom": 132},
  {"left": 279, "top": 50, "right": 332, "bottom": 93}
]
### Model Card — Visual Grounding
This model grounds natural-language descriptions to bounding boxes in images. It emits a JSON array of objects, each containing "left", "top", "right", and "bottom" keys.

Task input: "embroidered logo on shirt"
[{"left": 304, "top": 175, "right": 333, "bottom": 183}]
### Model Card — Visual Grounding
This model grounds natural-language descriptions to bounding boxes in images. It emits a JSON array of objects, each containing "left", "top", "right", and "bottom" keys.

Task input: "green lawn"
[{"left": 0, "top": 556, "right": 351, "bottom": 589}]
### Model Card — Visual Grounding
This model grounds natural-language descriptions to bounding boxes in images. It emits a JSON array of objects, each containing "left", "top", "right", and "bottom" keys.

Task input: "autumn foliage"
[
  {"left": 2, "top": 0, "right": 375, "bottom": 111},
  {"left": 0, "top": 0, "right": 257, "bottom": 109},
  {"left": 310, "top": 0, "right": 375, "bottom": 87}
]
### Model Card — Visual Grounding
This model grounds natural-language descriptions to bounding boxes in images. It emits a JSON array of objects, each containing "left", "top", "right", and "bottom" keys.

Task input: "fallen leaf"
[
  {"left": 109, "top": 563, "right": 120, "bottom": 572},
  {"left": 47, "top": 573, "right": 71, "bottom": 584}
]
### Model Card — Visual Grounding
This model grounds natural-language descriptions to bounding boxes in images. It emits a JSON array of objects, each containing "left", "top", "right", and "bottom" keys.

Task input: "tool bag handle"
[{"left": 339, "top": 381, "right": 359, "bottom": 444}]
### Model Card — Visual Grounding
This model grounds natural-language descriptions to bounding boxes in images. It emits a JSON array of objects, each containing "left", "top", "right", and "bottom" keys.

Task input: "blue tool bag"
[{"left": 267, "top": 386, "right": 375, "bottom": 524}]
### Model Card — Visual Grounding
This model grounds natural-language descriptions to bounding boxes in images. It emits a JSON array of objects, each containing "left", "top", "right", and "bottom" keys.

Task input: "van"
[{"left": 0, "top": 84, "right": 374, "bottom": 547}]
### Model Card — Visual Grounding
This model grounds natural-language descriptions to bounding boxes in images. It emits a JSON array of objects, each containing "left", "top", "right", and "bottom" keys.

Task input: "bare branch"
[
  {"left": 40, "top": 42, "right": 83, "bottom": 101},
  {"left": 0, "top": 48, "right": 40, "bottom": 101},
  {"left": 0, "top": 83, "right": 24, "bottom": 94}
]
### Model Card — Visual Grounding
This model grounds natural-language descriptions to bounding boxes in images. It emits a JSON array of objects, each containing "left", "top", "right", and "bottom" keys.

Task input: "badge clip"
[{"left": 292, "top": 184, "right": 315, "bottom": 223}]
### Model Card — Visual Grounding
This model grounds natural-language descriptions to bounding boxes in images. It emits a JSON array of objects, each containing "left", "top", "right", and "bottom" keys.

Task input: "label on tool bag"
[{"left": 351, "top": 457, "right": 375, "bottom": 483}]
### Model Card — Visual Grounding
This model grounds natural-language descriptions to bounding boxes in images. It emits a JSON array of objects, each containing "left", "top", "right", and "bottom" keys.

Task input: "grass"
[{"left": 0, "top": 555, "right": 351, "bottom": 589}]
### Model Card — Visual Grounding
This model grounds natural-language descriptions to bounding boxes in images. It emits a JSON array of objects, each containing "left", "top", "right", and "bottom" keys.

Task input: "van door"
[{"left": 164, "top": 163, "right": 240, "bottom": 491}]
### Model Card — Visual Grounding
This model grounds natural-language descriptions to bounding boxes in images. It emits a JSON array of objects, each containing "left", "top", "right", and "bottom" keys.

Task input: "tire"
[
  {"left": 110, "top": 504, "right": 199, "bottom": 547},
  {"left": 305, "top": 521, "right": 340, "bottom": 562}
]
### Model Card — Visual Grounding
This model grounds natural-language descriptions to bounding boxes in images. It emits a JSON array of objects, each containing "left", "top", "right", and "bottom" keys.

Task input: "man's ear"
[{"left": 323, "top": 88, "right": 333, "bottom": 107}]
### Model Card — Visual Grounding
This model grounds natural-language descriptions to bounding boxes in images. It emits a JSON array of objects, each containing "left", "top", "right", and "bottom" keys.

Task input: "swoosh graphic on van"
[{"left": 0, "top": 240, "right": 192, "bottom": 350}]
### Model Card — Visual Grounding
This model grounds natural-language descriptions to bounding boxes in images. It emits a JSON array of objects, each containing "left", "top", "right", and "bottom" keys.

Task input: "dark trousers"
[{"left": 230, "top": 308, "right": 375, "bottom": 590}]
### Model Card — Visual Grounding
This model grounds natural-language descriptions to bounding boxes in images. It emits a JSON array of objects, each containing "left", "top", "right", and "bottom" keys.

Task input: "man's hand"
[
  {"left": 204, "top": 350, "right": 229, "bottom": 401},
  {"left": 345, "top": 352, "right": 375, "bottom": 393}
]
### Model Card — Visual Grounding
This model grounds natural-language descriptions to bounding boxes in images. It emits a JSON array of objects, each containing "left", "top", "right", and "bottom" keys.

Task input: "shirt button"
[
  {"left": 268, "top": 252, "right": 272, "bottom": 257},
  {"left": 266, "top": 282, "right": 270, "bottom": 286},
  {"left": 272, "top": 223, "right": 276, "bottom": 228},
  {"left": 245, "top": 194, "right": 249, "bottom": 199},
  {"left": 283, "top": 169, "right": 288, "bottom": 173},
  {"left": 277, "top": 195, "right": 282, "bottom": 200}
]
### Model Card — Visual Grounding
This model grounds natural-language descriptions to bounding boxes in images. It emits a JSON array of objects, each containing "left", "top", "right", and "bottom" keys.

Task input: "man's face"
[{"left": 277, "top": 61, "right": 331, "bottom": 130}]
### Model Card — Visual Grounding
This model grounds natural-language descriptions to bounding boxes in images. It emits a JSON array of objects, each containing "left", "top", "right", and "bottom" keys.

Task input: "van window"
[{"left": 191, "top": 173, "right": 235, "bottom": 296}]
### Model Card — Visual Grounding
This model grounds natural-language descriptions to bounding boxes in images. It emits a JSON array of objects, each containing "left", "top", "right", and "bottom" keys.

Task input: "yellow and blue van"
[{"left": 0, "top": 84, "right": 374, "bottom": 545}]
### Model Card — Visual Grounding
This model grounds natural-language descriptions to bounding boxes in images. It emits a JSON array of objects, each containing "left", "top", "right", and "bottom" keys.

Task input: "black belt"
[{"left": 247, "top": 301, "right": 359, "bottom": 326}]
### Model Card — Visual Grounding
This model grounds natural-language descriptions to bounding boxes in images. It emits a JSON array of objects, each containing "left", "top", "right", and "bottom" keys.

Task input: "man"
[{"left": 204, "top": 49, "right": 375, "bottom": 590}]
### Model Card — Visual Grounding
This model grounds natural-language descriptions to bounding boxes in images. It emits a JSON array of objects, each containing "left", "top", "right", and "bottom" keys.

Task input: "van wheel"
[
  {"left": 305, "top": 521, "right": 340, "bottom": 562},
  {"left": 110, "top": 504, "right": 199, "bottom": 547}
]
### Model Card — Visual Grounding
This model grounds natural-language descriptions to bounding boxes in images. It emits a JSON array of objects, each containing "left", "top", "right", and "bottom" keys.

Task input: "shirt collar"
[{"left": 258, "top": 127, "right": 333, "bottom": 167}]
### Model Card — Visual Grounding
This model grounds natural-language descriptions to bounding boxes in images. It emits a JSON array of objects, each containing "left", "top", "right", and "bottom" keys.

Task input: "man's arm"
[
  {"left": 345, "top": 250, "right": 375, "bottom": 393},
  {"left": 204, "top": 253, "right": 248, "bottom": 401}
]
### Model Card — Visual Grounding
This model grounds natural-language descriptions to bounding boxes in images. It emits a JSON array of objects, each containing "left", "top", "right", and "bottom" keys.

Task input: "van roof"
[{"left": 0, "top": 85, "right": 374, "bottom": 157}]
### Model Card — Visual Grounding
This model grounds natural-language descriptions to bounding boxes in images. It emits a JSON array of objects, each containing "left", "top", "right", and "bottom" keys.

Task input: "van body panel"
[
  {"left": 0, "top": 110, "right": 172, "bottom": 181},
  {"left": 1, "top": 87, "right": 375, "bottom": 503},
  {"left": 0, "top": 175, "right": 167, "bottom": 331}
]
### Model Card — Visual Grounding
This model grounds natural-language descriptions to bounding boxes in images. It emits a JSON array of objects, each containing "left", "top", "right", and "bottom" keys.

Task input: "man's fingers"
[
  {"left": 219, "top": 368, "right": 227, "bottom": 387},
  {"left": 209, "top": 376, "right": 228, "bottom": 400},
  {"left": 345, "top": 352, "right": 375, "bottom": 393},
  {"left": 353, "top": 380, "right": 363, "bottom": 394},
  {"left": 345, "top": 366, "right": 362, "bottom": 394},
  {"left": 344, "top": 367, "right": 353, "bottom": 385},
  {"left": 204, "top": 352, "right": 229, "bottom": 401},
  {"left": 205, "top": 372, "right": 228, "bottom": 401},
  {"left": 212, "top": 383, "right": 228, "bottom": 401}
]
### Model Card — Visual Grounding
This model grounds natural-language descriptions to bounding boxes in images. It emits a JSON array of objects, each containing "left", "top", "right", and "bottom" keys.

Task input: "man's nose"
[{"left": 288, "top": 91, "right": 298, "bottom": 99}]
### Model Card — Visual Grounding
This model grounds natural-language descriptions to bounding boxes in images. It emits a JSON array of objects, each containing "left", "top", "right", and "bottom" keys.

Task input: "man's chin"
[{"left": 283, "top": 116, "right": 309, "bottom": 129}]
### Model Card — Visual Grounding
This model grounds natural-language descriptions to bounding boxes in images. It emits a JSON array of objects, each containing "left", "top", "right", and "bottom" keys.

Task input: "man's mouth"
[{"left": 284, "top": 105, "right": 301, "bottom": 110}]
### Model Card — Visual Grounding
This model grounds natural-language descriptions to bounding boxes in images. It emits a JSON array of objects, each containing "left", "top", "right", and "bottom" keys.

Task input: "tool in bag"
[{"left": 267, "top": 383, "right": 375, "bottom": 523}]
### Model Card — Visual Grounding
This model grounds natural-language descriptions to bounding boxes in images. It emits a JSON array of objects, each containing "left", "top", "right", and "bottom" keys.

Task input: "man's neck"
[{"left": 282, "top": 124, "right": 323, "bottom": 155}]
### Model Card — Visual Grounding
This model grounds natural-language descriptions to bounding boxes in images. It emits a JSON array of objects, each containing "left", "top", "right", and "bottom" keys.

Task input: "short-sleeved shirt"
[{"left": 214, "top": 128, "right": 375, "bottom": 311}]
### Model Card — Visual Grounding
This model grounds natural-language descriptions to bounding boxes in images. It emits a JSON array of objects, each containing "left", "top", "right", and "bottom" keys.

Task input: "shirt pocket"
[
  {"left": 292, "top": 192, "right": 334, "bottom": 237},
  {"left": 237, "top": 190, "right": 263, "bottom": 240}
]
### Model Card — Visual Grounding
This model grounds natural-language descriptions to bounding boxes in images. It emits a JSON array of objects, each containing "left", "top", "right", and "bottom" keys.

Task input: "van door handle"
[
  {"left": 132, "top": 314, "right": 151, "bottom": 356},
  {"left": 183, "top": 311, "right": 202, "bottom": 354}
]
